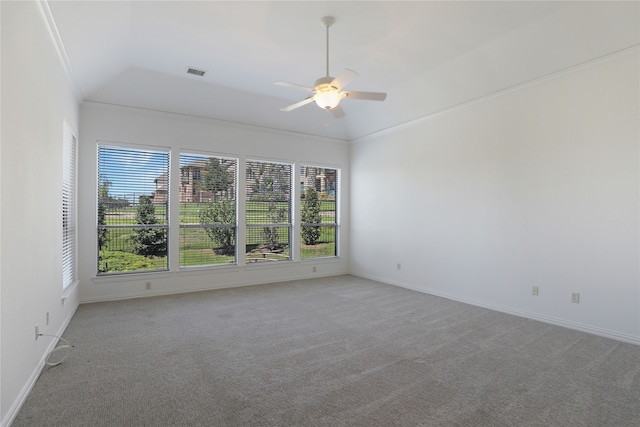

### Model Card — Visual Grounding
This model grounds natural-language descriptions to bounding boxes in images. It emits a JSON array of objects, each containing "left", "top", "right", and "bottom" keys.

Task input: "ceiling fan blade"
[
  {"left": 274, "top": 81, "right": 314, "bottom": 92},
  {"left": 343, "top": 90, "right": 387, "bottom": 101},
  {"left": 331, "top": 69, "right": 359, "bottom": 90},
  {"left": 281, "top": 97, "right": 315, "bottom": 112},
  {"left": 330, "top": 104, "right": 345, "bottom": 118}
]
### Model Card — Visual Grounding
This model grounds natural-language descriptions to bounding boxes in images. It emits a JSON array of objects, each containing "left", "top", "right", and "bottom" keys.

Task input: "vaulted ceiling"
[{"left": 47, "top": 1, "right": 639, "bottom": 141}]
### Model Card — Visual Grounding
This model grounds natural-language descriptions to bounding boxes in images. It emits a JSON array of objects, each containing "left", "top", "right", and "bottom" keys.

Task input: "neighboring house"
[
  {"left": 153, "top": 173, "right": 169, "bottom": 204},
  {"left": 157, "top": 163, "right": 336, "bottom": 203},
  {"left": 154, "top": 160, "right": 216, "bottom": 204},
  {"left": 178, "top": 159, "right": 215, "bottom": 203},
  {"left": 301, "top": 167, "right": 337, "bottom": 196}
]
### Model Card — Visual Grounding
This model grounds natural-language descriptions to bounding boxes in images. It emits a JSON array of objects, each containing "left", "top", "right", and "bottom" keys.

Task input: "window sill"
[
  {"left": 91, "top": 257, "right": 343, "bottom": 283},
  {"left": 177, "top": 264, "right": 240, "bottom": 277},
  {"left": 92, "top": 271, "right": 171, "bottom": 284},
  {"left": 62, "top": 279, "right": 79, "bottom": 305}
]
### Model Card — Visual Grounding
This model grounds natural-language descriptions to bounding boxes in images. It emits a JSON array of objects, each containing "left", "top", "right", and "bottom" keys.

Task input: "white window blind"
[
  {"left": 62, "top": 123, "right": 77, "bottom": 289},
  {"left": 300, "top": 165, "right": 339, "bottom": 258},
  {"left": 179, "top": 153, "right": 238, "bottom": 268},
  {"left": 245, "top": 160, "right": 292, "bottom": 263},
  {"left": 97, "top": 144, "right": 170, "bottom": 274}
]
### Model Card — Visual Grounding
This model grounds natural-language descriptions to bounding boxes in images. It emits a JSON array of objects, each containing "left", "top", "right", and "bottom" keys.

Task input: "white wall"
[
  {"left": 1, "top": 1, "right": 80, "bottom": 425},
  {"left": 78, "top": 103, "right": 350, "bottom": 302},
  {"left": 350, "top": 50, "right": 640, "bottom": 344}
]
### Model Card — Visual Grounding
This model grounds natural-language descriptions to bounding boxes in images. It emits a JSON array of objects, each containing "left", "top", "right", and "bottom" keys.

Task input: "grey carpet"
[{"left": 13, "top": 275, "right": 640, "bottom": 426}]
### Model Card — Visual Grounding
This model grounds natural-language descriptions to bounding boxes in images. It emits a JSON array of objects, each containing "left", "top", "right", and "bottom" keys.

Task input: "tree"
[
  {"left": 198, "top": 158, "right": 236, "bottom": 253},
  {"left": 97, "top": 180, "right": 111, "bottom": 250},
  {"left": 248, "top": 162, "right": 289, "bottom": 201},
  {"left": 200, "top": 158, "right": 231, "bottom": 200},
  {"left": 301, "top": 187, "right": 322, "bottom": 245},
  {"left": 131, "top": 196, "right": 167, "bottom": 257},
  {"left": 199, "top": 199, "right": 236, "bottom": 254}
]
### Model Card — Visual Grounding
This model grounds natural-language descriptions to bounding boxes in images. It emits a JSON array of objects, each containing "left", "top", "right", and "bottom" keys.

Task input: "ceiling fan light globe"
[{"left": 315, "top": 90, "right": 341, "bottom": 110}]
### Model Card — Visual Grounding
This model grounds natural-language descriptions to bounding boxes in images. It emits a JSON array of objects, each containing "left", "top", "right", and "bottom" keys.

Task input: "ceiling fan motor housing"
[{"left": 314, "top": 76, "right": 337, "bottom": 90}]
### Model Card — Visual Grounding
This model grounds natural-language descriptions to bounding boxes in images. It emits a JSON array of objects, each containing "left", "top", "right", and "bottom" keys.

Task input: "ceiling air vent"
[{"left": 186, "top": 67, "right": 206, "bottom": 77}]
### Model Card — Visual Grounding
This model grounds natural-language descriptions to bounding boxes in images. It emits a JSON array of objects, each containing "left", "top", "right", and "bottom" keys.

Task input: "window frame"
[
  {"left": 94, "top": 146, "right": 343, "bottom": 277},
  {"left": 299, "top": 164, "right": 340, "bottom": 259},
  {"left": 245, "top": 159, "right": 293, "bottom": 264},
  {"left": 178, "top": 152, "right": 238, "bottom": 269}
]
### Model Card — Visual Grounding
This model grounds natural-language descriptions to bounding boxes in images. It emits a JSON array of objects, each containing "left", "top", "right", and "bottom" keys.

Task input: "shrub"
[
  {"left": 98, "top": 250, "right": 155, "bottom": 273},
  {"left": 301, "top": 188, "right": 321, "bottom": 245},
  {"left": 198, "top": 199, "right": 236, "bottom": 254},
  {"left": 131, "top": 196, "right": 167, "bottom": 257},
  {"left": 262, "top": 202, "right": 287, "bottom": 250},
  {"left": 97, "top": 200, "right": 109, "bottom": 250}
]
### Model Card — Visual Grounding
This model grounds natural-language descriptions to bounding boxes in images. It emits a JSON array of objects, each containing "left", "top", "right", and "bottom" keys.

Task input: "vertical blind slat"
[{"left": 62, "top": 126, "right": 76, "bottom": 289}]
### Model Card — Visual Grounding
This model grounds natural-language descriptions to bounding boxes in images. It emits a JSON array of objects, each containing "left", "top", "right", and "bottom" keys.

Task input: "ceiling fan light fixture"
[
  {"left": 275, "top": 15, "right": 386, "bottom": 113},
  {"left": 314, "top": 86, "right": 342, "bottom": 110},
  {"left": 315, "top": 90, "right": 341, "bottom": 109}
]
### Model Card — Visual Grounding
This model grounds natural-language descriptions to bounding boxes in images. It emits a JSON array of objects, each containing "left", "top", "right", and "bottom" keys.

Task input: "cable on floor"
[{"left": 38, "top": 333, "right": 74, "bottom": 367}]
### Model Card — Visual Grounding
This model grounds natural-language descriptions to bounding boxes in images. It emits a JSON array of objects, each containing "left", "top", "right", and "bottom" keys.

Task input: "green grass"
[
  {"left": 300, "top": 242, "right": 336, "bottom": 258},
  {"left": 99, "top": 250, "right": 167, "bottom": 273},
  {"left": 99, "top": 200, "right": 337, "bottom": 273},
  {"left": 179, "top": 249, "right": 235, "bottom": 267},
  {"left": 179, "top": 227, "right": 235, "bottom": 267}
]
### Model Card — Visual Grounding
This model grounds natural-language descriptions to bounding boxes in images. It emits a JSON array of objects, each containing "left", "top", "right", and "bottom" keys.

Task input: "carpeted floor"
[{"left": 13, "top": 275, "right": 640, "bottom": 426}]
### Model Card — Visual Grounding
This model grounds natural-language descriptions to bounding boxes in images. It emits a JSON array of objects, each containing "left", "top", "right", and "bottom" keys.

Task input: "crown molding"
[
  {"left": 36, "top": 0, "right": 84, "bottom": 102},
  {"left": 352, "top": 44, "right": 640, "bottom": 145}
]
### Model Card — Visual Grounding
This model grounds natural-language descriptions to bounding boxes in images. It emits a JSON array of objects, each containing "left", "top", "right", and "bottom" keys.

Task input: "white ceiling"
[{"left": 48, "top": 1, "right": 639, "bottom": 141}]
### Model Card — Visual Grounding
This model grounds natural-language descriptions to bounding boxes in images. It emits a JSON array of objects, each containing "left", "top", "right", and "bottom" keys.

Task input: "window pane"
[
  {"left": 179, "top": 153, "right": 237, "bottom": 268},
  {"left": 300, "top": 166, "right": 338, "bottom": 258},
  {"left": 246, "top": 161, "right": 292, "bottom": 263},
  {"left": 97, "top": 145, "right": 169, "bottom": 274}
]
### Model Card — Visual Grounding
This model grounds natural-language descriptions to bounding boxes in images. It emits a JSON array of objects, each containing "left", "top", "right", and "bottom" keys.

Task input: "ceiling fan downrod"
[{"left": 321, "top": 16, "right": 335, "bottom": 78}]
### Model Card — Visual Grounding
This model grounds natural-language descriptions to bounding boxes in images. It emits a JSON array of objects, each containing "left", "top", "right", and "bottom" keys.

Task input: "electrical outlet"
[
  {"left": 571, "top": 292, "right": 580, "bottom": 304},
  {"left": 532, "top": 286, "right": 539, "bottom": 296},
  {"left": 35, "top": 325, "right": 40, "bottom": 340},
  {"left": 145, "top": 282, "right": 151, "bottom": 290}
]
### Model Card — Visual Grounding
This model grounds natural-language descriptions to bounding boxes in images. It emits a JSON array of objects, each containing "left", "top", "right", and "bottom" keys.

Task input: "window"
[
  {"left": 96, "top": 148, "right": 340, "bottom": 273},
  {"left": 246, "top": 160, "right": 292, "bottom": 263},
  {"left": 62, "top": 123, "right": 77, "bottom": 289},
  {"left": 179, "top": 153, "right": 237, "bottom": 268},
  {"left": 300, "top": 165, "right": 338, "bottom": 258},
  {"left": 97, "top": 145, "right": 169, "bottom": 274}
]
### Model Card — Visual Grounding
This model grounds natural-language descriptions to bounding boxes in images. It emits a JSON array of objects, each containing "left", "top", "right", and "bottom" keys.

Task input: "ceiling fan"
[{"left": 275, "top": 16, "right": 387, "bottom": 115}]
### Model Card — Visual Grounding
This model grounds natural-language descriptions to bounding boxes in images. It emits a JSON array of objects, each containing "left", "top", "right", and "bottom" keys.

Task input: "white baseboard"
[
  {"left": 351, "top": 272, "right": 640, "bottom": 346},
  {"left": 1, "top": 299, "right": 80, "bottom": 427},
  {"left": 80, "top": 271, "right": 346, "bottom": 304}
]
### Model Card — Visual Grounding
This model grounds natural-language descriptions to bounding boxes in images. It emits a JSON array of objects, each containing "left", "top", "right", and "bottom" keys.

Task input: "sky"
[{"left": 98, "top": 145, "right": 169, "bottom": 202}]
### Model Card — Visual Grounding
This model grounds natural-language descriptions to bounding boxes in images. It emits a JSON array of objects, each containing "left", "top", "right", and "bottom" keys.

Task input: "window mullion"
[{"left": 169, "top": 149, "right": 181, "bottom": 271}]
